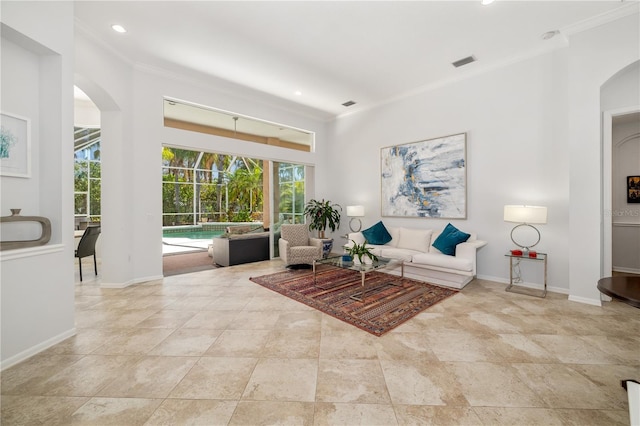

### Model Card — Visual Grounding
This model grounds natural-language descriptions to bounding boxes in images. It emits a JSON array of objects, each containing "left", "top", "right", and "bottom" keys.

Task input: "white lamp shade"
[
  {"left": 504, "top": 205, "right": 547, "bottom": 224},
  {"left": 346, "top": 205, "right": 365, "bottom": 217}
]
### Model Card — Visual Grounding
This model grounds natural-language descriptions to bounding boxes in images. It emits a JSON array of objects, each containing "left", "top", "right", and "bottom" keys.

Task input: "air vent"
[
  {"left": 342, "top": 100, "right": 356, "bottom": 107},
  {"left": 452, "top": 55, "right": 477, "bottom": 68}
]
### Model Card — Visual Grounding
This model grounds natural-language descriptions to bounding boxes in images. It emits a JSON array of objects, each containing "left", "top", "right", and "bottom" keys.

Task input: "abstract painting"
[
  {"left": 381, "top": 133, "right": 466, "bottom": 218},
  {"left": 0, "top": 112, "right": 31, "bottom": 178},
  {"left": 628, "top": 176, "right": 640, "bottom": 203}
]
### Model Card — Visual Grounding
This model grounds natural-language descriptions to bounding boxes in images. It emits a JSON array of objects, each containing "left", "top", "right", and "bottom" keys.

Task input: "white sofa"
[{"left": 346, "top": 225, "right": 487, "bottom": 289}]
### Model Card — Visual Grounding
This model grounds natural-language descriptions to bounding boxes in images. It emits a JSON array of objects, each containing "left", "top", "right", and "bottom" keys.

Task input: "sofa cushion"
[
  {"left": 379, "top": 247, "right": 420, "bottom": 262},
  {"left": 397, "top": 227, "right": 432, "bottom": 253},
  {"left": 412, "top": 252, "right": 474, "bottom": 272},
  {"left": 386, "top": 226, "right": 400, "bottom": 247},
  {"left": 432, "top": 223, "right": 470, "bottom": 256},
  {"left": 362, "top": 221, "right": 392, "bottom": 245}
]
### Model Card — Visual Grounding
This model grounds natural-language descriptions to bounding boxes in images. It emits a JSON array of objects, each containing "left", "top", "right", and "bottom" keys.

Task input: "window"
[
  {"left": 74, "top": 127, "right": 101, "bottom": 225},
  {"left": 163, "top": 98, "right": 314, "bottom": 152}
]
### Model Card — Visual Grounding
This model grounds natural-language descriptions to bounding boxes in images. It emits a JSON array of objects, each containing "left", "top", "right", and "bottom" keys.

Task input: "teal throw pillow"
[
  {"left": 432, "top": 223, "right": 470, "bottom": 256},
  {"left": 362, "top": 221, "right": 392, "bottom": 245}
]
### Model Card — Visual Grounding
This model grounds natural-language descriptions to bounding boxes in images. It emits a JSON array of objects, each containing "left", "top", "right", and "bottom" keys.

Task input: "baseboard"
[
  {"left": 568, "top": 294, "right": 602, "bottom": 306},
  {"left": 100, "top": 274, "right": 163, "bottom": 288},
  {"left": 1, "top": 327, "right": 76, "bottom": 371},
  {"left": 476, "top": 274, "right": 569, "bottom": 295},
  {"left": 613, "top": 266, "right": 640, "bottom": 275}
]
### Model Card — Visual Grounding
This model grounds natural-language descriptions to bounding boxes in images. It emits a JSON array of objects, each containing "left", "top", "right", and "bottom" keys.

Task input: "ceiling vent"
[
  {"left": 342, "top": 100, "right": 356, "bottom": 107},
  {"left": 452, "top": 55, "right": 477, "bottom": 68}
]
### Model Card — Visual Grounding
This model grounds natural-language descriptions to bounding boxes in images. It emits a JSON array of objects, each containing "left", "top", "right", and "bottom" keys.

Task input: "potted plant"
[
  {"left": 304, "top": 199, "right": 341, "bottom": 258},
  {"left": 346, "top": 240, "right": 379, "bottom": 264},
  {"left": 304, "top": 199, "right": 341, "bottom": 239}
]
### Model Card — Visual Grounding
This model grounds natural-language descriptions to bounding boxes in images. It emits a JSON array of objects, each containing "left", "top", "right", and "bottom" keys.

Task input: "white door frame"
[{"left": 602, "top": 105, "right": 640, "bottom": 277}]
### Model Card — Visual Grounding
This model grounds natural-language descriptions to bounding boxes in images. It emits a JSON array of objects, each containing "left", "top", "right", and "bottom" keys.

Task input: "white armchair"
[{"left": 278, "top": 224, "right": 323, "bottom": 267}]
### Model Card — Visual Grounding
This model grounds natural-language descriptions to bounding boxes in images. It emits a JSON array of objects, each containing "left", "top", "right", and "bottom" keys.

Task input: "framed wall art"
[
  {"left": 381, "top": 132, "right": 467, "bottom": 219},
  {"left": 628, "top": 175, "right": 640, "bottom": 203},
  {"left": 0, "top": 111, "right": 31, "bottom": 178}
]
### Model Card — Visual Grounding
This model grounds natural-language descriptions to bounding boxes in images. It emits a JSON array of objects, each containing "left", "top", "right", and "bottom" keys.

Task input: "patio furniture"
[{"left": 75, "top": 225, "right": 101, "bottom": 281}]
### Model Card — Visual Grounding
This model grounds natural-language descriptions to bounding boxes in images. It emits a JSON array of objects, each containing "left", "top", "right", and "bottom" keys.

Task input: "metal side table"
[{"left": 505, "top": 252, "right": 547, "bottom": 298}]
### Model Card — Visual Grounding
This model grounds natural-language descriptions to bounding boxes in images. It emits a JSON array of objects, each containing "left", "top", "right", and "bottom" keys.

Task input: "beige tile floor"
[{"left": 2, "top": 260, "right": 639, "bottom": 425}]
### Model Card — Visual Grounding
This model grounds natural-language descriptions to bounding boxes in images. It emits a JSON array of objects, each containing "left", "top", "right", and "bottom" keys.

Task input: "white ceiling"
[{"left": 74, "top": 1, "right": 638, "bottom": 120}]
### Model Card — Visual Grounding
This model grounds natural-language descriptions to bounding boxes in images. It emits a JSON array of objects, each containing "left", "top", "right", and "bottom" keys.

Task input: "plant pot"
[
  {"left": 321, "top": 238, "right": 333, "bottom": 258},
  {"left": 363, "top": 256, "right": 373, "bottom": 265}
]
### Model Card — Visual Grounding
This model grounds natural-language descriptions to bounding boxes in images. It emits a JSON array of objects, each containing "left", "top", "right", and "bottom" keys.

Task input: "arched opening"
[
  {"left": 73, "top": 76, "right": 129, "bottom": 286},
  {"left": 601, "top": 60, "right": 640, "bottom": 285}
]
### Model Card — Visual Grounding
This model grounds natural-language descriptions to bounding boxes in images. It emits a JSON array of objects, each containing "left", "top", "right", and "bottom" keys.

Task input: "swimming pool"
[
  {"left": 162, "top": 223, "right": 262, "bottom": 239},
  {"left": 162, "top": 229, "right": 224, "bottom": 239}
]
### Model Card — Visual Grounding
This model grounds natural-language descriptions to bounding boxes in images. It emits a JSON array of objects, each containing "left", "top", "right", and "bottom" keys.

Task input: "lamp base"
[
  {"left": 510, "top": 223, "right": 540, "bottom": 254},
  {"left": 349, "top": 218, "right": 362, "bottom": 233}
]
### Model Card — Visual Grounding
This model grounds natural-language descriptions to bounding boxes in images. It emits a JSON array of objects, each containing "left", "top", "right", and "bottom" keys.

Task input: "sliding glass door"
[{"left": 271, "top": 161, "right": 306, "bottom": 257}]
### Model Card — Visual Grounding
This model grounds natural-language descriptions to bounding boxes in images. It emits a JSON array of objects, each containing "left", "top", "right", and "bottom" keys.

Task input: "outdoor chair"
[
  {"left": 75, "top": 225, "right": 101, "bottom": 281},
  {"left": 278, "top": 224, "right": 322, "bottom": 267}
]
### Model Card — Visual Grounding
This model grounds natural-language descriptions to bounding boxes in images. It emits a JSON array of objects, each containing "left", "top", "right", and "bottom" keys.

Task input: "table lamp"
[
  {"left": 346, "top": 205, "right": 365, "bottom": 232},
  {"left": 504, "top": 205, "right": 547, "bottom": 254}
]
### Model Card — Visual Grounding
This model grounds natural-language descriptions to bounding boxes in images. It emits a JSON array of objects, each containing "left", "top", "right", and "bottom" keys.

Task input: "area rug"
[
  {"left": 250, "top": 266, "right": 458, "bottom": 336},
  {"left": 163, "top": 251, "right": 218, "bottom": 276}
]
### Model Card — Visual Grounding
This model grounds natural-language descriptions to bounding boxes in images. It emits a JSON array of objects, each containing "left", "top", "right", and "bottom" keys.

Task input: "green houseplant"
[
  {"left": 303, "top": 199, "right": 341, "bottom": 239},
  {"left": 346, "top": 240, "right": 379, "bottom": 264}
]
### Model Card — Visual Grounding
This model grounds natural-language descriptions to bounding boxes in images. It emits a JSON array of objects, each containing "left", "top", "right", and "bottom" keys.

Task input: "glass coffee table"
[{"left": 313, "top": 255, "right": 404, "bottom": 302}]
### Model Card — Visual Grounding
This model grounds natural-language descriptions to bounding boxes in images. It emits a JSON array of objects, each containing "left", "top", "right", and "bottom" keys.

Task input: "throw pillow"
[
  {"left": 362, "top": 221, "right": 392, "bottom": 245},
  {"left": 397, "top": 227, "right": 432, "bottom": 252},
  {"left": 432, "top": 223, "right": 470, "bottom": 256}
]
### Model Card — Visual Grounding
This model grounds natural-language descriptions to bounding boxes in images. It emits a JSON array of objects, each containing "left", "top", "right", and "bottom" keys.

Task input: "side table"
[{"left": 505, "top": 252, "right": 547, "bottom": 298}]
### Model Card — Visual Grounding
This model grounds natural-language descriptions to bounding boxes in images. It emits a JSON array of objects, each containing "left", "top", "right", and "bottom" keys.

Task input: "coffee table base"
[{"left": 349, "top": 262, "right": 405, "bottom": 303}]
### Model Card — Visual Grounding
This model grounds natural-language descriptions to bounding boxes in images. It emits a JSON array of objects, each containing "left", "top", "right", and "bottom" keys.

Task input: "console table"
[{"left": 505, "top": 252, "right": 547, "bottom": 298}]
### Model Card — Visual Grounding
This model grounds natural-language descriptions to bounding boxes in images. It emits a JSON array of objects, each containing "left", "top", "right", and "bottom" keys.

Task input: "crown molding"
[{"left": 561, "top": 1, "right": 640, "bottom": 36}]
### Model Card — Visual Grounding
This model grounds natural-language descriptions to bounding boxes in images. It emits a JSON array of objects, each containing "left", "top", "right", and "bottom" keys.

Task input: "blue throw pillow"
[
  {"left": 432, "top": 223, "right": 470, "bottom": 256},
  {"left": 362, "top": 221, "right": 392, "bottom": 245}
]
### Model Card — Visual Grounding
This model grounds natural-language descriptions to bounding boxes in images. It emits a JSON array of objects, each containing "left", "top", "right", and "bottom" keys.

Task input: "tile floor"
[{"left": 1, "top": 260, "right": 639, "bottom": 425}]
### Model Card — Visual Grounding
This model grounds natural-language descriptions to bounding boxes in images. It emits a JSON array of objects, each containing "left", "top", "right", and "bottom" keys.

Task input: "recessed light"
[
  {"left": 481, "top": 0, "right": 495, "bottom": 5},
  {"left": 111, "top": 24, "right": 127, "bottom": 33},
  {"left": 342, "top": 100, "right": 356, "bottom": 107},
  {"left": 294, "top": 90, "right": 302, "bottom": 96},
  {"left": 541, "top": 30, "right": 560, "bottom": 40}
]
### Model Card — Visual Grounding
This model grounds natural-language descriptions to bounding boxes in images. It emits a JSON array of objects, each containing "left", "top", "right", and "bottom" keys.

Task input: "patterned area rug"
[{"left": 250, "top": 265, "right": 458, "bottom": 336}]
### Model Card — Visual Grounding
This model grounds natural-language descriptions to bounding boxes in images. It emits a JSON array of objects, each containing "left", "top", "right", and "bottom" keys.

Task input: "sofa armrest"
[
  {"left": 278, "top": 237, "right": 289, "bottom": 254},
  {"left": 455, "top": 240, "right": 486, "bottom": 257},
  {"left": 455, "top": 240, "right": 487, "bottom": 274}
]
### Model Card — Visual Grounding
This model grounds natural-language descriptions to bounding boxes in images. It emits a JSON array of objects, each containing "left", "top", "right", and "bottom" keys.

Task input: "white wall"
[
  {"left": 328, "top": 50, "right": 570, "bottom": 292},
  {"left": 328, "top": 13, "right": 639, "bottom": 303},
  {"left": 567, "top": 13, "right": 639, "bottom": 304},
  {"left": 75, "top": 32, "right": 331, "bottom": 285},
  {"left": 0, "top": 2, "right": 75, "bottom": 368}
]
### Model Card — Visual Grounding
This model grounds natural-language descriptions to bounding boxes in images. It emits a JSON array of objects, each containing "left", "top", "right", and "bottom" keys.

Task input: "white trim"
[
  {"left": 613, "top": 222, "right": 640, "bottom": 227},
  {"left": 561, "top": 2, "right": 640, "bottom": 36},
  {"left": 568, "top": 295, "right": 602, "bottom": 307},
  {"left": 99, "top": 274, "right": 163, "bottom": 289},
  {"left": 602, "top": 105, "right": 640, "bottom": 277},
  {"left": 476, "top": 274, "right": 569, "bottom": 295},
  {"left": 0, "top": 244, "right": 64, "bottom": 261},
  {"left": 0, "top": 328, "right": 76, "bottom": 371},
  {"left": 613, "top": 266, "right": 640, "bottom": 275}
]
